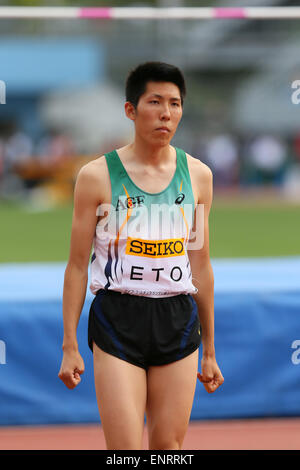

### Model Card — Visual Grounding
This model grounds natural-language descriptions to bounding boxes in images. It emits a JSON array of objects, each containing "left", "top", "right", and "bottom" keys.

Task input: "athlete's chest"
[{"left": 122, "top": 165, "right": 177, "bottom": 194}]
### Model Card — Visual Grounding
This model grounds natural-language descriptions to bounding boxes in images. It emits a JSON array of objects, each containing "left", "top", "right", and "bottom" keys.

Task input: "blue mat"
[{"left": 0, "top": 258, "right": 300, "bottom": 425}]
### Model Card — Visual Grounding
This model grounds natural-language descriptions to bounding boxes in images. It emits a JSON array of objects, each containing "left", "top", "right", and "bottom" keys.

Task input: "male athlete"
[{"left": 58, "top": 62, "right": 224, "bottom": 450}]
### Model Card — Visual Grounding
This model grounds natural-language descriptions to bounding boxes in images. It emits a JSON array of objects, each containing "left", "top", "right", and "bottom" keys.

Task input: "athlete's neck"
[{"left": 127, "top": 140, "right": 174, "bottom": 167}]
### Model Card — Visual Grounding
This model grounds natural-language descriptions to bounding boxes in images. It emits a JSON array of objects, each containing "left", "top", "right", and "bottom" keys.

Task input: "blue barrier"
[{"left": 0, "top": 258, "right": 300, "bottom": 425}]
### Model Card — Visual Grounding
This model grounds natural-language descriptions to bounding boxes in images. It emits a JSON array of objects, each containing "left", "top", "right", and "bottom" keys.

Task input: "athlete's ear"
[{"left": 125, "top": 101, "right": 136, "bottom": 121}]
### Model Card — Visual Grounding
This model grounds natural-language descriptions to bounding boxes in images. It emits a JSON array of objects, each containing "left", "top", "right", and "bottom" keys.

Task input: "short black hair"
[{"left": 125, "top": 61, "right": 186, "bottom": 108}]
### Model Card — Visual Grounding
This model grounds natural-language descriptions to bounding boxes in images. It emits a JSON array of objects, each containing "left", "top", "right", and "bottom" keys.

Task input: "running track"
[{"left": 0, "top": 418, "right": 299, "bottom": 450}]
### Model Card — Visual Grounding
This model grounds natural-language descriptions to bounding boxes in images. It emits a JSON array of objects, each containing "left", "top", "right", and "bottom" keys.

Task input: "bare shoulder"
[
  {"left": 184, "top": 152, "right": 213, "bottom": 206},
  {"left": 75, "top": 155, "right": 110, "bottom": 204},
  {"left": 185, "top": 153, "right": 213, "bottom": 183},
  {"left": 76, "top": 155, "right": 107, "bottom": 183}
]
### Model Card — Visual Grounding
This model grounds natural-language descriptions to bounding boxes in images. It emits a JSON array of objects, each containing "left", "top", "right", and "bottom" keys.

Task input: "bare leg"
[
  {"left": 146, "top": 349, "right": 199, "bottom": 450},
  {"left": 93, "top": 342, "right": 147, "bottom": 450}
]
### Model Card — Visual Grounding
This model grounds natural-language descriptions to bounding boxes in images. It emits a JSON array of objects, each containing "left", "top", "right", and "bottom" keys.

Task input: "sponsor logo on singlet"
[
  {"left": 125, "top": 237, "right": 185, "bottom": 258},
  {"left": 175, "top": 193, "right": 185, "bottom": 204},
  {"left": 116, "top": 194, "right": 145, "bottom": 211}
]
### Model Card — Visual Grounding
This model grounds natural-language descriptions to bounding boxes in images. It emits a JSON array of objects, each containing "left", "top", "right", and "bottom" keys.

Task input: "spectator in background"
[
  {"left": 281, "top": 132, "right": 300, "bottom": 201},
  {"left": 0, "top": 137, "right": 5, "bottom": 180},
  {"left": 36, "top": 129, "right": 75, "bottom": 166},
  {"left": 204, "top": 133, "right": 239, "bottom": 188},
  {"left": 0, "top": 127, "right": 33, "bottom": 200},
  {"left": 191, "top": 133, "right": 207, "bottom": 164},
  {"left": 4, "top": 129, "right": 33, "bottom": 172},
  {"left": 293, "top": 131, "right": 300, "bottom": 164},
  {"left": 245, "top": 134, "right": 288, "bottom": 186}
]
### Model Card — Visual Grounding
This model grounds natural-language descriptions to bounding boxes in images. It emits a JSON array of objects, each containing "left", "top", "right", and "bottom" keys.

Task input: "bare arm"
[
  {"left": 188, "top": 164, "right": 224, "bottom": 393},
  {"left": 58, "top": 161, "right": 102, "bottom": 388}
]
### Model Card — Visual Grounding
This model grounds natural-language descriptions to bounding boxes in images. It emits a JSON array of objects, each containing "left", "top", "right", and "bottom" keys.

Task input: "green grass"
[
  {"left": 0, "top": 200, "right": 300, "bottom": 262},
  {"left": 210, "top": 204, "right": 300, "bottom": 258},
  {"left": 0, "top": 201, "right": 73, "bottom": 262}
]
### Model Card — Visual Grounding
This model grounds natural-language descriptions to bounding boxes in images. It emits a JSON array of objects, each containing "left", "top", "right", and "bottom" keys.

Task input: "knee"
[
  {"left": 105, "top": 434, "right": 143, "bottom": 450},
  {"left": 149, "top": 439, "right": 182, "bottom": 450},
  {"left": 149, "top": 431, "right": 183, "bottom": 450}
]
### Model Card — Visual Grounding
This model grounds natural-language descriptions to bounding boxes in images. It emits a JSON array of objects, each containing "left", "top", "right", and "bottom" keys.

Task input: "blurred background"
[
  {"left": 0, "top": 0, "right": 300, "bottom": 450},
  {"left": 1, "top": 0, "right": 300, "bottom": 260}
]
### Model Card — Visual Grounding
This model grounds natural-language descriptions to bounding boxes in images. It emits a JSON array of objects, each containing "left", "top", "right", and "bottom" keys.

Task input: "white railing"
[{"left": 0, "top": 7, "right": 300, "bottom": 20}]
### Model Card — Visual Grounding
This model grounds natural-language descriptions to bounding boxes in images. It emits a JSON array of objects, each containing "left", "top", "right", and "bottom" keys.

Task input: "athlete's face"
[{"left": 125, "top": 81, "right": 183, "bottom": 146}]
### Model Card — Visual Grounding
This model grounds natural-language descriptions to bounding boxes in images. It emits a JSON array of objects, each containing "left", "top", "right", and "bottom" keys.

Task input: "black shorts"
[{"left": 88, "top": 289, "right": 201, "bottom": 370}]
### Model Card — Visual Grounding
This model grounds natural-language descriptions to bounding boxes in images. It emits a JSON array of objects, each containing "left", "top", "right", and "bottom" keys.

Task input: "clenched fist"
[
  {"left": 197, "top": 356, "right": 224, "bottom": 393},
  {"left": 58, "top": 349, "right": 85, "bottom": 389}
]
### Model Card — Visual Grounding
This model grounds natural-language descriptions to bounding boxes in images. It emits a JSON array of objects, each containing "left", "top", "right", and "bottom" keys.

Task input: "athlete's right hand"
[{"left": 58, "top": 349, "right": 85, "bottom": 389}]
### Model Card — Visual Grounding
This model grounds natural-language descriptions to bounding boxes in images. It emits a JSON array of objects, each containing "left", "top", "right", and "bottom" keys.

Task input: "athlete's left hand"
[{"left": 197, "top": 356, "right": 224, "bottom": 393}]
